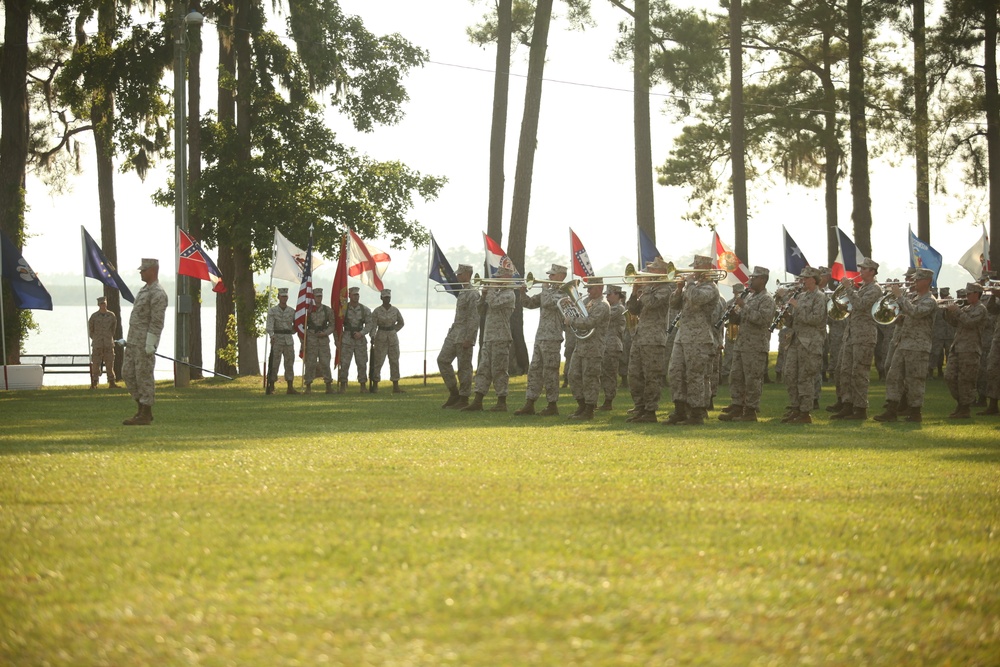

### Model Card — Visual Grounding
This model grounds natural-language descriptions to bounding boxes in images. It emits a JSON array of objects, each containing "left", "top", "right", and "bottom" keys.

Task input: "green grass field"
[{"left": 2, "top": 371, "right": 998, "bottom": 666}]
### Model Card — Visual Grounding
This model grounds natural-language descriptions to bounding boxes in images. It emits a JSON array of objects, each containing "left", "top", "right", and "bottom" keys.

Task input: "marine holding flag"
[{"left": 438, "top": 261, "right": 480, "bottom": 409}]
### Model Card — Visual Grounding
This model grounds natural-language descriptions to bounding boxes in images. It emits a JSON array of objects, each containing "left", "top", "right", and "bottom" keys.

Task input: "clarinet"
[
  {"left": 666, "top": 312, "right": 682, "bottom": 335},
  {"left": 769, "top": 287, "right": 803, "bottom": 332},
  {"left": 715, "top": 299, "right": 738, "bottom": 329}
]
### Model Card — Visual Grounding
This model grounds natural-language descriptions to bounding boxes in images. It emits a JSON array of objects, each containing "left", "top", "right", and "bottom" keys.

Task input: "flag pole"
[
  {"left": 299, "top": 224, "right": 314, "bottom": 390},
  {"left": 261, "top": 228, "right": 277, "bottom": 391},
  {"left": 0, "top": 235, "right": 7, "bottom": 389},
  {"left": 81, "top": 226, "right": 91, "bottom": 352},
  {"left": 423, "top": 235, "right": 432, "bottom": 385}
]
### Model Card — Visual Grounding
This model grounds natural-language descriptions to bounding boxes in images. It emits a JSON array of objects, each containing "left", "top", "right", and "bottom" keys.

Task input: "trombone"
[
  {"left": 433, "top": 273, "right": 480, "bottom": 293},
  {"left": 470, "top": 274, "right": 523, "bottom": 288},
  {"left": 523, "top": 272, "right": 578, "bottom": 290}
]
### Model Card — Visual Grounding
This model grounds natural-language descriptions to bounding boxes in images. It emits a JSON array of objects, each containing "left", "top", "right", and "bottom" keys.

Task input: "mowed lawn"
[{"left": 1, "top": 372, "right": 998, "bottom": 666}]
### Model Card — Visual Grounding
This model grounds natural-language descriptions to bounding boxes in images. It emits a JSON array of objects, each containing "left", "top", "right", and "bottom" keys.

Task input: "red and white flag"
[
  {"left": 712, "top": 231, "right": 749, "bottom": 286},
  {"left": 347, "top": 230, "right": 390, "bottom": 292},
  {"left": 569, "top": 228, "right": 594, "bottom": 278}
]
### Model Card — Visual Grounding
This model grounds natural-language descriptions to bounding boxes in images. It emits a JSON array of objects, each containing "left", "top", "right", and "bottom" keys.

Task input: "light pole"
[{"left": 173, "top": 2, "right": 203, "bottom": 387}]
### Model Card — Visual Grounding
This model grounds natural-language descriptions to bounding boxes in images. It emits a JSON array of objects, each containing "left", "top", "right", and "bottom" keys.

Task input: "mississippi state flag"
[
  {"left": 483, "top": 233, "right": 520, "bottom": 278},
  {"left": 831, "top": 228, "right": 861, "bottom": 283},
  {"left": 178, "top": 229, "right": 226, "bottom": 293},
  {"left": 569, "top": 228, "right": 595, "bottom": 278},
  {"left": 712, "top": 231, "right": 749, "bottom": 286}
]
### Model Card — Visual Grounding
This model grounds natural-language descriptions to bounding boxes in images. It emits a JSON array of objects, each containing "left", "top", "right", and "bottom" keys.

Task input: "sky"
[{"left": 19, "top": 0, "right": 990, "bottom": 291}]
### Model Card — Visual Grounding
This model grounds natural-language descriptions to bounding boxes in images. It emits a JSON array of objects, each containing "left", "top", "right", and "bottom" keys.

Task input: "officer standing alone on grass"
[{"left": 122, "top": 258, "right": 168, "bottom": 426}]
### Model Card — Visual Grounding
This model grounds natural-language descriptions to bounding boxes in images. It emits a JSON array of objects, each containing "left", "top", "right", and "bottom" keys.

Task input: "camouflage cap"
[
  {"left": 817, "top": 266, "right": 831, "bottom": 276},
  {"left": 456, "top": 264, "right": 474, "bottom": 275},
  {"left": 605, "top": 285, "right": 623, "bottom": 296},
  {"left": 138, "top": 258, "right": 158, "bottom": 270},
  {"left": 96, "top": 296, "right": 107, "bottom": 304},
  {"left": 858, "top": 257, "right": 879, "bottom": 271},
  {"left": 645, "top": 256, "right": 672, "bottom": 273},
  {"left": 913, "top": 268, "right": 934, "bottom": 281},
  {"left": 966, "top": 282, "right": 984, "bottom": 294},
  {"left": 956, "top": 289, "right": 967, "bottom": 298},
  {"left": 546, "top": 263, "right": 568, "bottom": 276},
  {"left": 380, "top": 289, "right": 391, "bottom": 298},
  {"left": 584, "top": 276, "right": 604, "bottom": 286},
  {"left": 690, "top": 255, "right": 713, "bottom": 269},
  {"left": 800, "top": 266, "right": 821, "bottom": 280},
  {"left": 312, "top": 287, "right": 323, "bottom": 297},
  {"left": 348, "top": 286, "right": 360, "bottom": 295},
  {"left": 748, "top": 265, "right": 770, "bottom": 279},
  {"left": 277, "top": 287, "right": 289, "bottom": 296}
]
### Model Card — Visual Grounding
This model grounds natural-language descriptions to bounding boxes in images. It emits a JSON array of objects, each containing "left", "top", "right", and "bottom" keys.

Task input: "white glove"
[{"left": 145, "top": 332, "right": 159, "bottom": 355}]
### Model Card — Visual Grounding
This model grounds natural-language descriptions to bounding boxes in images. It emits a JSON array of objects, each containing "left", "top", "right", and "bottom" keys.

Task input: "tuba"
[
  {"left": 871, "top": 293, "right": 901, "bottom": 325},
  {"left": 557, "top": 281, "right": 594, "bottom": 339},
  {"left": 826, "top": 282, "right": 853, "bottom": 321}
]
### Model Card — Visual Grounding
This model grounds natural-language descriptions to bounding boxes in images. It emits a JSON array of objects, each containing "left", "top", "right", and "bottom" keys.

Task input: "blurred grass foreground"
[{"left": 2, "top": 375, "right": 999, "bottom": 666}]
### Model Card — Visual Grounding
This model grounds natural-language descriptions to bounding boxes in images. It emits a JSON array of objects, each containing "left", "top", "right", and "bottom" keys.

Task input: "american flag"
[{"left": 293, "top": 233, "right": 315, "bottom": 356}]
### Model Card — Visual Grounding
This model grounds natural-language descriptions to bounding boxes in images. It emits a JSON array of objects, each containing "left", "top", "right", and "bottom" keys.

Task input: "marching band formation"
[{"left": 265, "top": 254, "right": 1000, "bottom": 424}]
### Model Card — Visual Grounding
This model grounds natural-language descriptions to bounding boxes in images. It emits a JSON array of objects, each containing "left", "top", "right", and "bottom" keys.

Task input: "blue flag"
[
  {"left": 908, "top": 225, "right": 943, "bottom": 288},
  {"left": 428, "top": 233, "right": 460, "bottom": 298},
  {"left": 783, "top": 226, "right": 810, "bottom": 276},
  {"left": 82, "top": 227, "right": 135, "bottom": 303},
  {"left": 0, "top": 229, "right": 53, "bottom": 310},
  {"left": 638, "top": 227, "right": 661, "bottom": 268}
]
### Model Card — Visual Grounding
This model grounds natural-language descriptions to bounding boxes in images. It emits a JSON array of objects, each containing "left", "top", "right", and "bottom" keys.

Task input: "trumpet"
[
  {"left": 937, "top": 297, "right": 968, "bottom": 307},
  {"left": 433, "top": 273, "right": 480, "bottom": 292}
]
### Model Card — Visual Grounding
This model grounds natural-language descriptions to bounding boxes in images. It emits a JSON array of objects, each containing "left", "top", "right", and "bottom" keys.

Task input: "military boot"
[
  {"left": 598, "top": 399, "right": 613, "bottom": 411},
  {"left": 450, "top": 395, "right": 470, "bottom": 410},
  {"left": 125, "top": 400, "right": 142, "bottom": 423},
  {"left": 90, "top": 373, "right": 98, "bottom": 389},
  {"left": 905, "top": 406, "right": 922, "bottom": 423},
  {"left": 514, "top": 398, "right": 537, "bottom": 416},
  {"left": 108, "top": 378, "right": 119, "bottom": 389},
  {"left": 370, "top": 382, "right": 379, "bottom": 394},
  {"left": 569, "top": 404, "right": 595, "bottom": 421},
  {"left": 325, "top": 381, "right": 334, "bottom": 394},
  {"left": 304, "top": 383, "right": 312, "bottom": 394},
  {"left": 826, "top": 400, "right": 844, "bottom": 414},
  {"left": 265, "top": 380, "right": 274, "bottom": 395},
  {"left": 123, "top": 403, "right": 152, "bottom": 426},
  {"left": 718, "top": 405, "right": 743, "bottom": 422},
  {"left": 949, "top": 404, "right": 971, "bottom": 419},
  {"left": 873, "top": 400, "right": 899, "bottom": 422},
  {"left": 537, "top": 401, "right": 559, "bottom": 416},
  {"left": 684, "top": 407, "right": 706, "bottom": 425},
  {"left": 732, "top": 406, "right": 758, "bottom": 422},
  {"left": 442, "top": 388, "right": 460, "bottom": 408},
  {"left": 338, "top": 381, "right": 347, "bottom": 394},
  {"left": 359, "top": 381, "right": 367, "bottom": 393},
  {"left": 977, "top": 398, "right": 999, "bottom": 416},
  {"left": 720, "top": 404, "right": 740, "bottom": 415},
  {"left": 570, "top": 399, "right": 586, "bottom": 417},
  {"left": 631, "top": 410, "right": 657, "bottom": 423},
  {"left": 844, "top": 406, "right": 868, "bottom": 421},
  {"left": 286, "top": 381, "right": 298, "bottom": 395},
  {"left": 781, "top": 409, "right": 802, "bottom": 423},
  {"left": 830, "top": 403, "right": 854, "bottom": 420},
  {"left": 786, "top": 411, "right": 812, "bottom": 424},
  {"left": 489, "top": 395, "right": 508, "bottom": 412},
  {"left": 461, "top": 392, "right": 485, "bottom": 412},
  {"left": 664, "top": 401, "right": 687, "bottom": 425},
  {"left": 393, "top": 381, "right": 406, "bottom": 394}
]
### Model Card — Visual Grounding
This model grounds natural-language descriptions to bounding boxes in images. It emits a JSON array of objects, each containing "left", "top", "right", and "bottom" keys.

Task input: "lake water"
[{"left": 24, "top": 305, "right": 539, "bottom": 387}]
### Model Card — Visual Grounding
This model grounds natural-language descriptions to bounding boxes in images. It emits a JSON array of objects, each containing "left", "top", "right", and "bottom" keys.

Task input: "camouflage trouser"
[
  {"left": 304, "top": 335, "right": 332, "bottom": 384},
  {"left": 525, "top": 340, "right": 563, "bottom": 402},
  {"left": 122, "top": 347, "right": 156, "bottom": 406},
  {"left": 775, "top": 329, "right": 792, "bottom": 374},
  {"left": 628, "top": 343, "right": 666, "bottom": 412},
  {"left": 930, "top": 338, "right": 950, "bottom": 373},
  {"left": 91, "top": 344, "right": 116, "bottom": 381},
  {"left": 982, "top": 337, "right": 999, "bottom": 399},
  {"left": 438, "top": 338, "right": 475, "bottom": 397},
  {"left": 828, "top": 335, "right": 844, "bottom": 384},
  {"left": 269, "top": 339, "right": 296, "bottom": 382},
  {"left": 474, "top": 341, "right": 511, "bottom": 397},
  {"left": 784, "top": 341, "right": 822, "bottom": 413},
  {"left": 668, "top": 339, "right": 714, "bottom": 409},
  {"left": 729, "top": 348, "right": 767, "bottom": 410},
  {"left": 600, "top": 351, "right": 619, "bottom": 402},
  {"left": 569, "top": 354, "right": 602, "bottom": 405},
  {"left": 563, "top": 335, "right": 576, "bottom": 382},
  {"left": 709, "top": 347, "right": 721, "bottom": 402},
  {"left": 885, "top": 349, "right": 930, "bottom": 408},
  {"left": 838, "top": 341, "right": 875, "bottom": 408},
  {"left": 338, "top": 335, "right": 368, "bottom": 383},
  {"left": 945, "top": 346, "right": 981, "bottom": 406},
  {"left": 370, "top": 332, "right": 400, "bottom": 382}
]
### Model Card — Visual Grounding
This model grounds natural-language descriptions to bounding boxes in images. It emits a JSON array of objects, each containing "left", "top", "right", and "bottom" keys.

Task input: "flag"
[
  {"left": 959, "top": 225, "right": 991, "bottom": 280},
  {"left": 638, "top": 227, "right": 661, "bottom": 268},
  {"left": 908, "top": 225, "right": 943, "bottom": 288},
  {"left": 82, "top": 226, "right": 135, "bottom": 303},
  {"left": 293, "top": 234, "right": 315, "bottom": 354},
  {"left": 0, "top": 229, "right": 53, "bottom": 310},
  {"left": 428, "top": 233, "right": 460, "bottom": 298},
  {"left": 570, "top": 228, "right": 595, "bottom": 278},
  {"left": 483, "top": 232, "right": 520, "bottom": 278},
  {"left": 712, "top": 231, "right": 749, "bottom": 286},
  {"left": 347, "top": 230, "right": 391, "bottom": 292},
  {"left": 178, "top": 229, "right": 226, "bottom": 293},
  {"left": 831, "top": 228, "right": 861, "bottom": 283},
  {"left": 272, "top": 228, "right": 324, "bottom": 283},
  {"left": 331, "top": 235, "right": 349, "bottom": 365},
  {"left": 782, "top": 226, "right": 810, "bottom": 277}
]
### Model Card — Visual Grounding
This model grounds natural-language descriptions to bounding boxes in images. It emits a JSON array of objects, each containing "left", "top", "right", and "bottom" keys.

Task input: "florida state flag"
[{"left": 712, "top": 231, "right": 749, "bottom": 286}]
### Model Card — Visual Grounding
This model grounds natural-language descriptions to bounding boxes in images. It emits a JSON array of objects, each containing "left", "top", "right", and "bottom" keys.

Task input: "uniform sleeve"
[
  {"left": 265, "top": 309, "right": 275, "bottom": 336},
  {"left": 952, "top": 304, "right": 986, "bottom": 329},
  {"left": 361, "top": 306, "right": 373, "bottom": 336},
  {"left": 148, "top": 289, "right": 168, "bottom": 339},
  {"left": 795, "top": 292, "right": 828, "bottom": 326},
  {"left": 570, "top": 300, "right": 610, "bottom": 333},
  {"left": 394, "top": 307, "right": 405, "bottom": 332},
  {"left": 899, "top": 293, "right": 936, "bottom": 321},
  {"left": 89, "top": 314, "right": 97, "bottom": 339},
  {"left": 522, "top": 292, "right": 541, "bottom": 310}
]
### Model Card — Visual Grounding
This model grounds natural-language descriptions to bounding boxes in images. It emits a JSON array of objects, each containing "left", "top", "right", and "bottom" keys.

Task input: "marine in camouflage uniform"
[
  {"left": 265, "top": 287, "right": 297, "bottom": 394},
  {"left": 929, "top": 288, "right": 956, "bottom": 378},
  {"left": 599, "top": 285, "right": 626, "bottom": 410},
  {"left": 464, "top": 269, "right": 517, "bottom": 412},
  {"left": 942, "top": 284, "right": 988, "bottom": 418},
  {"left": 303, "top": 287, "right": 335, "bottom": 393},
  {"left": 829, "top": 258, "right": 883, "bottom": 420},
  {"left": 88, "top": 296, "right": 118, "bottom": 389},
  {"left": 565, "top": 279, "right": 610, "bottom": 420},
  {"left": 719, "top": 266, "right": 775, "bottom": 422},
  {"left": 719, "top": 284, "right": 745, "bottom": 383},
  {"left": 709, "top": 293, "right": 726, "bottom": 407},
  {"left": 370, "top": 288, "right": 406, "bottom": 393},
  {"left": 122, "top": 258, "right": 168, "bottom": 426},
  {"left": 665, "top": 255, "right": 722, "bottom": 426},
  {"left": 438, "top": 264, "right": 480, "bottom": 409},
  {"left": 625, "top": 257, "right": 673, "bottom": 423},
  {"left": 875, "top": 268, "right": 937, "bottom": 423},
  {"left": 979, "top": 287, "right": 1000, "bottom": 415},
  {"left": 781, "top": 267, "right": 828, "bottom": 424},
  {"left": 338, "top": 287, "right": 373, "bottom": 392},
  {"left": 515, "top": 264, "right": 567, "bottom": 416}
]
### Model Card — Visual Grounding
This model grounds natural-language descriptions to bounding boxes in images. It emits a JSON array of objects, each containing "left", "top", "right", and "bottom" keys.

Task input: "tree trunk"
[
  {"left": 214, "top": 0, "right": 238, "bottom": 377},
  {"left": 188, "top": 0, "right": 204, "bottom": 379},
  {"left": 232, "top": 244, "right": 259, "bottom": 376},
  {"left": 729, "top": 0, "right": 748, "bottom": 264},
  {"left": 913, "top": 0, "right": 931, "bottom": 245},
  {"left": 0, "top": 0, "right": 29, "bottom": 365},
  {"left": 634, "top": 0, "right": 656, "bottom": 247},
  {"left": 822, "top": 33, "right": 840, "bottom": 267},
  {"left": 984, "top": 0, "right": 1000, "bottom": 271},
  {"left": 486, "top": 0, "right": 511, "bottom": 247},
  {"left": 506, "top": 0, "right": 553, "bottom": 375},
  {"left": 847, "top": 0, "right": 872, "bottom": 257}
]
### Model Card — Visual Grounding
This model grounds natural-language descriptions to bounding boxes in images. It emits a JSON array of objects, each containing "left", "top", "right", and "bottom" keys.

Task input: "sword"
[{"left": 115, "top": 339, "right": 234, "bottom": 380}]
